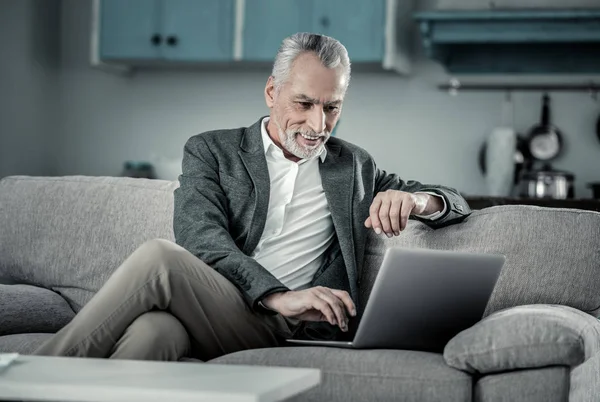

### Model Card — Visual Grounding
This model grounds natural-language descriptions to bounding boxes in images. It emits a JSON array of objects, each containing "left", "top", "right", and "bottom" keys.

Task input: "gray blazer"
[{"left": 173, "top": 117, "right": 471, "bottom": 339}]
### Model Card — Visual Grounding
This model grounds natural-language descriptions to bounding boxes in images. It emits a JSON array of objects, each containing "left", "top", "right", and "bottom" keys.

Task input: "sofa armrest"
[
  {"left": 0, "top": 284, "right": 75, "bottom": 336},
  {"left": 443, "top": 304, "right": 600, "bottom": 374},
  {"left": 570, "top": 349, "right": 600, "bottom": 402}
]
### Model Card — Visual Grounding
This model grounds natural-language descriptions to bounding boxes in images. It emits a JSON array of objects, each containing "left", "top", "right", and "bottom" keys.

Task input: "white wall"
[
  {"left": 0, "top": 0, "right": 60, "bottom": 178},
  {"left": 55, "top": 0, "right": 600, "bottom": 197}
]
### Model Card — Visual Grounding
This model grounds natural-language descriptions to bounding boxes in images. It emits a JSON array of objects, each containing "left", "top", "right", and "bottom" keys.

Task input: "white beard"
[{"left": 275, "top": 120, "right": 330, "bottom": 160}]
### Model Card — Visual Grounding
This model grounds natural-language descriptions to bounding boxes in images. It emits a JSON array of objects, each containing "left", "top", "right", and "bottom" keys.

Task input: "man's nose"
[{"left": 307, "top": 106, "right": 326, "bottom": 134}]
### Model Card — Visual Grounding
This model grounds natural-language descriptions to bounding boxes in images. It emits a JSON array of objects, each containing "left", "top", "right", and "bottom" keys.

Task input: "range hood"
[{"left": 413, "top": 10, "right": 600, "bottom": 74}]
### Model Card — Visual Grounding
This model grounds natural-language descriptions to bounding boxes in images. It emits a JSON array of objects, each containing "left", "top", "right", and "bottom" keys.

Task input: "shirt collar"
[{"left": 261, "top": 117, "right": 327, "bottom": 163}]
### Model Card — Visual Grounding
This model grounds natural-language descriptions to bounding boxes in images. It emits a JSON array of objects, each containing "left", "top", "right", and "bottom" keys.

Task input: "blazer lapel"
[
  {"left": 319, "top": 142, "right": 358, "bottom": 297},
  {"left": 238, "top": 120, "right": 358, "bottom": 297},
  {"left": 238, "top": 119, "right": 270, "bottom": 254}
]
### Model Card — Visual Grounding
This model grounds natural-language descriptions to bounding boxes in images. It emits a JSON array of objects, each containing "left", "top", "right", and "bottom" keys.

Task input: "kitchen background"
[{"left": 1, "top": 0, "right": 600, "bottom": 199}]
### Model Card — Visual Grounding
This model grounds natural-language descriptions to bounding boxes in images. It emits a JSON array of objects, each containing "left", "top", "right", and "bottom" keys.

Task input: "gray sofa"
[{"left": 1, "top": 175, "right": 599, "bottom": 402}]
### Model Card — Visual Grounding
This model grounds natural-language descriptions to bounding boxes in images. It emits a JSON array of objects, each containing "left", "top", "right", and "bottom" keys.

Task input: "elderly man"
[{"left": 35, "top": 33, "right": 471, "bottom": 361}]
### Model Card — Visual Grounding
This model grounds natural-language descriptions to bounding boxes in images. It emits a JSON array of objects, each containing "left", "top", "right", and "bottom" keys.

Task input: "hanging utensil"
[
  {"left": 479, "top": 91, "right": 532, "bottom": 185},
  {"left": 479, "top": 136, "right": 531, "bottom": 184},
  {"left": 527, "top": 93, "right": 564, "bottom": 162}
]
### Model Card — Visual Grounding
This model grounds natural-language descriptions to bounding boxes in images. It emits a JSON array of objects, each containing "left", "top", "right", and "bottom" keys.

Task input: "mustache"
[{"left": 289, "top": 129, "right": 330, "bottom": 137}]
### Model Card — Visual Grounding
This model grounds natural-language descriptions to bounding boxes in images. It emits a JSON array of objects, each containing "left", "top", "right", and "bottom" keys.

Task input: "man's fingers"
[
  {"left": 330, "top": 289, "right": 356, "bottom": 316},
  {"left": 324, "top": 289, "right": 349, "bottom": 327},
  {"left": 389, "top": 196, "right": 402, "bottom": 236},
  {"left": 370, "top": 191, "right": 420, "bottom": 236},
  {"left": 369, "top": 196, "right": 383, "bottom": 234},
  {"left": 400, "top": 196, "right": 414, "bottom": 231},
  {"left": 378, "top": 197, "right": 392, "bottom": 236},
  {"left": 316, "top": 289, "right": 348, "bottom": 331},
  {"left": 310, "top": 297, "right": 337, "bottom": 326}
]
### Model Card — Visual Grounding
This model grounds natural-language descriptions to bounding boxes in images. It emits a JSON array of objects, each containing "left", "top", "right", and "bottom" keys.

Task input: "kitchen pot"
[
  {"left": 517, "top": 166, "right": 575, "bottom": 199},
  {"left": 588, "top": 182, "right": 600, "bottom": 199}
]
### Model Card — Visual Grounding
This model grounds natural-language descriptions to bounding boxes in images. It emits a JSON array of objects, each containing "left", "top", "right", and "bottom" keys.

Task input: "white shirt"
[
  {"left": 250, "top": 118, "right": 333, "bottom": 290},
  {"left": 251, "top": 118, "right": 446, "bottom": 290}
]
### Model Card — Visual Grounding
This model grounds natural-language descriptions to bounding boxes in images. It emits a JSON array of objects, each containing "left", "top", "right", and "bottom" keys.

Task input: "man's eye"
[
  {"left": 326, "top": 106, "right": 339, "bottom": 113},
  {"left": 298, "top": 102, "right": 312, "bottom": 109}
]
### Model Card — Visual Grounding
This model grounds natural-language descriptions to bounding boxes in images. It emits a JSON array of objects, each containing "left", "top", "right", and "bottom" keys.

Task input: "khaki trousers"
[{"left": 34, "top": 239, "right": 294, "bottom": 361}]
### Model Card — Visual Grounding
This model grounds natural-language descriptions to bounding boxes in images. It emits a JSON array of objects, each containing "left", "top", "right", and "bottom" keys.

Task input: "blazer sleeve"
[
  {"left": 374, "top": 167, "right": 471, "bottom": 228},
  {"left": 173, "top": 136, "right": 290, "bottom": 312}
]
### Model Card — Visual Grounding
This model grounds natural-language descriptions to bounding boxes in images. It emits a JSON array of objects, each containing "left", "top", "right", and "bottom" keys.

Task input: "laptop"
[{"left": 287, "top": 247, "right": 505, "bottom": 352}]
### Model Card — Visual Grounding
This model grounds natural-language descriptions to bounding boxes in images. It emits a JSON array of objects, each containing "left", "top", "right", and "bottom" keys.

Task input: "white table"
[{"left": 0, "top": 355, "right": 320, "bottom": 402}]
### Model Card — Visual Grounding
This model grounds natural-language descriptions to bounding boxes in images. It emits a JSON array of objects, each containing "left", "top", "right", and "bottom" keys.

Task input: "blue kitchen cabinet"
[
  {"left": 100, "top": 0, "right": 161, "bottom": 60},
  {"left": 243, "top": 0, "right": 314, "bottom": 61},
  {"left": 162, "top": 0, "right": 234, "bottom": 61},
  {"left": 242, "top": 0, "right": 386, "bottom": 63},
  {"left": 99, "top": 0, "right": 389, "bottom": 65},
  {"left": 99, "top": 0, "right": 234, "bottom": 62},
  {"left": 312, "top": 0, "right": 386, "bottom": 62}
]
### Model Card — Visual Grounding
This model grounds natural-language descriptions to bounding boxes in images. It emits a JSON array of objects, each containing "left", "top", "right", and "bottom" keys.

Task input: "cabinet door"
[
  {"left": 100, "top": 0, "right": 162, "bottom": 60},
  {"left": 312, "top": 0, "right": 385, "bottom": 62},
  {"left": 161, "top": 0, "right": 234, "bottom": 61},
  {"left": 243, "top": 0, "right": 314, "bottom": 61}
]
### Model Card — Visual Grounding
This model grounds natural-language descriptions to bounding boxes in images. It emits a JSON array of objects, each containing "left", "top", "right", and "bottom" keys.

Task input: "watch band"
[
  {"left": 257, "top": 300, "right": 278, "bottom": 315},
  {"left": 257, "top": 300, "right": 271, "bottom": 310}
]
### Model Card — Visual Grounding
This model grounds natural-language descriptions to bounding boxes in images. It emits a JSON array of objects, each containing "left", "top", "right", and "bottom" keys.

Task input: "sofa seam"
[
  {"left": 321, "top": 371, "right": 471, "bottom": 383},
  {"left": 470, "top": 205, "right": 600, "bottom": 218},
  {"left": 0, "top": 176, "right": 177, "bottom": 193},
  {"left": 475, "top": 365, "right": 569, "bottom": 386},
  {"left": 451, "top": 341, "right": 582, "bottom": 363}
]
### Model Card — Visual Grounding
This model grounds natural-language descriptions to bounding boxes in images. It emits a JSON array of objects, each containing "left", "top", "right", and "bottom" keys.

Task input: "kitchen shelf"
[
  {"left": 437, "top": 81, "right": 600, "bottom": 93},
  {"left": 414, "top": 10, "right": 600, "bottom": 74}
]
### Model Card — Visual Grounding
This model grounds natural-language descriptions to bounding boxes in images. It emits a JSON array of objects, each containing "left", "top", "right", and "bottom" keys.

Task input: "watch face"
[{"left": 530, "top": 133, "right": 560, "bottom": 160}]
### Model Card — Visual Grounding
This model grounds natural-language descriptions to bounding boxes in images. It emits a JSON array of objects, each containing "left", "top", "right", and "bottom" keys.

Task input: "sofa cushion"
[
  {"left": 475, "top": 367, "right": 569, "bottom": 402},
  {"left": 443, "top": 304, "right": 600, "bottom": 374},
  {"left": 210, "top": 347, "right": 472, "bottom": 402},
  {"left": 0, "top": 333, "right": 53, "bottom": 354},
  {"left": 362, "top": 205, "right": 600, "bottom": 317},
  {"left": 0, "top": 176, "right": 178, "bottom": 312},
  {"left": 0, "top": 284, "right": 75, "bottom": 336}
]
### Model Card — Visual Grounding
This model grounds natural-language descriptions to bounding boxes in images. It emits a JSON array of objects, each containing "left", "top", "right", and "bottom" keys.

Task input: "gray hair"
[{"left": 271, "top": 32, "right": 351, "bottom": 91}]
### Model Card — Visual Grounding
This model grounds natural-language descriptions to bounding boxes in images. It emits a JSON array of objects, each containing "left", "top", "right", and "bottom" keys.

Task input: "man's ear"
[{"left": 265, "top": 76, "right": 276, "bottom": 108}]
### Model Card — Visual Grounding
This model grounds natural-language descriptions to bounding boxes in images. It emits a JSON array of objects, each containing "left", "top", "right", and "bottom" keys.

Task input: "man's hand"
[
  {"left": 262, "top": 287, "right": 356, "bottom": 332},
  {"left": 365, "top": 190, "right": 442, "bottom": 237}
]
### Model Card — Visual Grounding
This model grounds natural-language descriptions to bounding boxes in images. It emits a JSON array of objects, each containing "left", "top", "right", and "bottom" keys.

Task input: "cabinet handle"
[
  {"left": 320, "top": 16, "right": 330, "bottom": 29},
  {"left": 150, "top": 34, "right": 162, "bottom": 46},
  {"left": 166, "top": 36, "right": 178, "bottom": 46}
]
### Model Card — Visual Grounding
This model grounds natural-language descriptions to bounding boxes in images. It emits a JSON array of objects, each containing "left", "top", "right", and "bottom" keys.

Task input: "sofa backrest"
[
  {"left": 0, "top": 176, "right": 177, "bottom": 311},
  {"left": 2, "top": 176, "right": 599, "bottom": 318},
  {"left": 361, "top": 205, "right": 600, "bottom": 318}
]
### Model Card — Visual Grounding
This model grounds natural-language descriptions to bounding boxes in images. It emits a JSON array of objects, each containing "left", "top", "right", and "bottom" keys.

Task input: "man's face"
[{"left": 265, "top": 52, "right": 347, "bottom": 160}]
